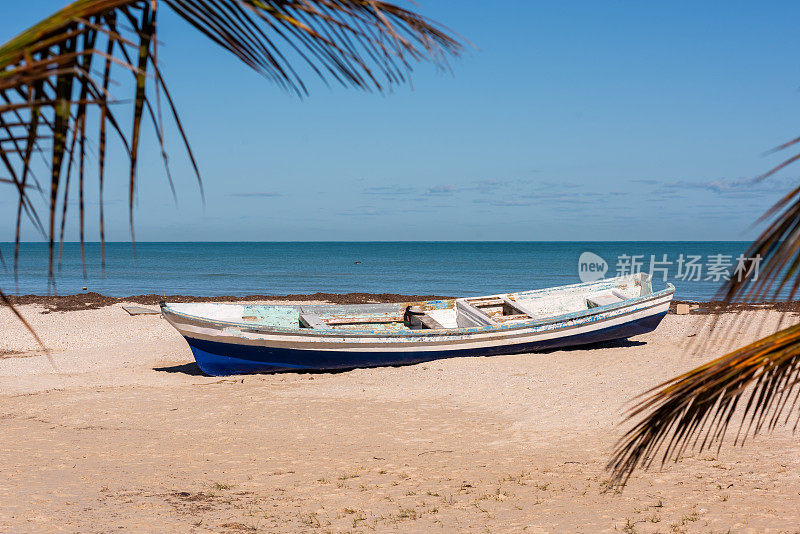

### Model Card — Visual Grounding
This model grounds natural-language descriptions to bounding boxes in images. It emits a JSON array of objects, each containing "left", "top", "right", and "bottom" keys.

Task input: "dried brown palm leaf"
[{"left": 716, "top": 132, "right": 800, "bottom": 303}]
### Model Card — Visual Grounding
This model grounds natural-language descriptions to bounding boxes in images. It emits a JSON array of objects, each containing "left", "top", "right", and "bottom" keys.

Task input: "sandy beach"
[
  {"left": 2, "top": 301, "right": 800, "bottom": 532},
  {"left": 4, "top": 0, "right": 799, "bottom": 531}
]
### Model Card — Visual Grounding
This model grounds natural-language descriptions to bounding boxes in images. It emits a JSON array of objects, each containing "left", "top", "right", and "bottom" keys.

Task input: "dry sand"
[{"left": 1, "top": 303, "right": 800, "bottom": 533}]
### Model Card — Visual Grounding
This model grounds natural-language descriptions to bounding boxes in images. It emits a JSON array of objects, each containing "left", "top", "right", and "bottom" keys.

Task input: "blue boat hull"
[{"left": 184, "top": 311, "right": 667, "bottom": 376}]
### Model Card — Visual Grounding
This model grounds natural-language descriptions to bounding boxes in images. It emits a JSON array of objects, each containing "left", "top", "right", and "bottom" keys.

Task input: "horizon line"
[{"left": 0, "top": 239, "right": 755, "bottom": 245}]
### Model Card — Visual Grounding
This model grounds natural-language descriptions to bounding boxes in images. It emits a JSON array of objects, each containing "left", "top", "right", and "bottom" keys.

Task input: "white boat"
[{"left": 160, "top": 273, "right": 674, "bottom": 376}]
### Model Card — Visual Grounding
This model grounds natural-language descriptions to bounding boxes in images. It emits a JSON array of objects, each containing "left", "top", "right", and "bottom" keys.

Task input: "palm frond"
[
  {"left": 0, "top": 0, "right": 461, "bottom": 340},
  {"left": 719, "top": 138, "right": 800, "bottom": 303},
  {"left": 608, "top": 321, "right": 800, "bottom": 485},
  {"left": 0, "top": 288, "right": 45, "bottom": 349},
  {"left": 607, "top": 118, "right": 800, "bottom": 485}
]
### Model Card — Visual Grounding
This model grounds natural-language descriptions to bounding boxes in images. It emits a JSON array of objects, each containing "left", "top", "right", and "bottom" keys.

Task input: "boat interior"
[{"left": 167, "top": 274, "right": 657, "bottom": 333}]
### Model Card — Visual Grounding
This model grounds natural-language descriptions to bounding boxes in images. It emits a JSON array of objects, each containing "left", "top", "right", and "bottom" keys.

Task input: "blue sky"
[{"left": 3, "top": 1, "right": 800, "bottom": 241}]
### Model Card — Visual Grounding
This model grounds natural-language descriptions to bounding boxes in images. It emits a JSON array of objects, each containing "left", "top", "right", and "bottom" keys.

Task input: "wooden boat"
[{"left": 160, "top": 273, "right": 674, "bottom": 376}]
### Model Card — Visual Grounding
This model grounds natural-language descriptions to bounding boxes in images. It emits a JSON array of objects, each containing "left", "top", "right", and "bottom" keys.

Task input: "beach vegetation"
[
  {"left": 621, "top": 518, "right": 637, "bottom": 533},
  {"left": 297, "top": 511, "right": 320, "bottom": 527},
  {"left": 0, "top": 0, "right": 461, "bottom": 337},
  {"left": 219, "top": 522, "right": 258, "bottom": 532},
  {"left": 396, "top": 507, "right": 418, "bottom": 520}
]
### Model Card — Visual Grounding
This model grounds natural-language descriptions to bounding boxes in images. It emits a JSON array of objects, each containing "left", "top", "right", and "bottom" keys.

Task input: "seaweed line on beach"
[
  {"left": 669, "top": 300, "right": 800, "bottom": 315},
  {"left": 1, "top": 292, "right": 456, "bottom": 313},
  {"left": 1, "top": 293, "right": 799, "bottom": 315}
]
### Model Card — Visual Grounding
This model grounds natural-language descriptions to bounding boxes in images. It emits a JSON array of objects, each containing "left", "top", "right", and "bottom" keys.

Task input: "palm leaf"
[
  {"left": 0, "top": 0, "right": 461, "bottom": 340},
  {"left": 717, "top": 133, "right": 800, "bottom": 304},
  {"left": 609, "top": 134, "right": 800, "bottom": 484}
]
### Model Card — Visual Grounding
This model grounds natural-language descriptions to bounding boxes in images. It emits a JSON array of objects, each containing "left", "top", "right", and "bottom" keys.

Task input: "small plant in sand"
[
  {"left": 396, "top": 507, "right": 418, "bottom": 520},
  {"left": 338, "top": 471, "right": 360, "bottom": 480},
  {"left": 297, "top": 511, "right": 320, "bottom": 528},
  {"left": 621, "top": 517, "right": 637, "bottom": 534}
]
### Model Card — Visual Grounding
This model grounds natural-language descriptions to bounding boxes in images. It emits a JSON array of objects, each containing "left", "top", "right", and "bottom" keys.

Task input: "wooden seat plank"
[{"left": 299, "top": 313, "right": 329, "bottom": 329}]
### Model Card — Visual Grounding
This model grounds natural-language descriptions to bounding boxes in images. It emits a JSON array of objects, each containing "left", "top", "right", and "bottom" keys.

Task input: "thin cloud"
[
  {"left": 426, "top": 184, "right": 460, "bottom": 195},
  {"left": 364, "top": 185, "right": 415, "bottom": 195},
  {"left": 472, "top": 179, "right": 506, "bottom": 192},
  {"left": 666, "top": 177, "right": 759, "bottom": 193},
  {"left": 469, "top": 178, "right": 532, "bottom": 192},
  {"left": 636, "top": 176, "right": 796, "bottom": 196},
  {"left": 337, "top": 206, "right": 382, "bottom": 217},
  {"left": 485, "top": 199, "right": 534, "bottom": 207},
  {"left": 227, "top": 192, "right": 282, "bottom": 198}
]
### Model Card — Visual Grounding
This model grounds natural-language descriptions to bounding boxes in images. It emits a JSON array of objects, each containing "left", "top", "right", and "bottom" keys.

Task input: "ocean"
[{"left": 0, "top": 241, "right": 756, "bottom": 301}]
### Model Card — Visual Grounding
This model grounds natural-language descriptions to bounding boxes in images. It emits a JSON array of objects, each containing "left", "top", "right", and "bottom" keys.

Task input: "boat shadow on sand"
[
  {"left": 152, "top": 338, "right": 647, "bottom": 377},
  {"left": 539, "top": 337, "right": 646, "bottom": 353}
]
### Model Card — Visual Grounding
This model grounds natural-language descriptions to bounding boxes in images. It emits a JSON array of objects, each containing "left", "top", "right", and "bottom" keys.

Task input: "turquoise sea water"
[{"left": 0, "top": 241, "right": 756, "bottom": 300}]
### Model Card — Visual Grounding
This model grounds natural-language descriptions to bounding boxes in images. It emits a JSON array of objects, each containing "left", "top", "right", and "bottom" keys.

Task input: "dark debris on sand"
[
  {"left": 4, "top": 293, "right": 799, "bottom": 315},
  {"left": 3, "top": 292, "right": 454, "bottom": 313},
  {"left": 670, "top": 300, "right": 800, "bottom": 315}
]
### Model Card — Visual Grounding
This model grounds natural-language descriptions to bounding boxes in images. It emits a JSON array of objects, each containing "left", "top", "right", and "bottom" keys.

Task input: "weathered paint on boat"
[
  {"left": 182, "top": 312, "right": 666, "bottom": 375},
  {"left": 161, "top": 274, "right": 674, "bottom": 376}
]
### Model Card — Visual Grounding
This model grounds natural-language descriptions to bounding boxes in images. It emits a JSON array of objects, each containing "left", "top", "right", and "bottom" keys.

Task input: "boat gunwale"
[{"left": 161, "top": 281, "right": 675, "bottom": 339}]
